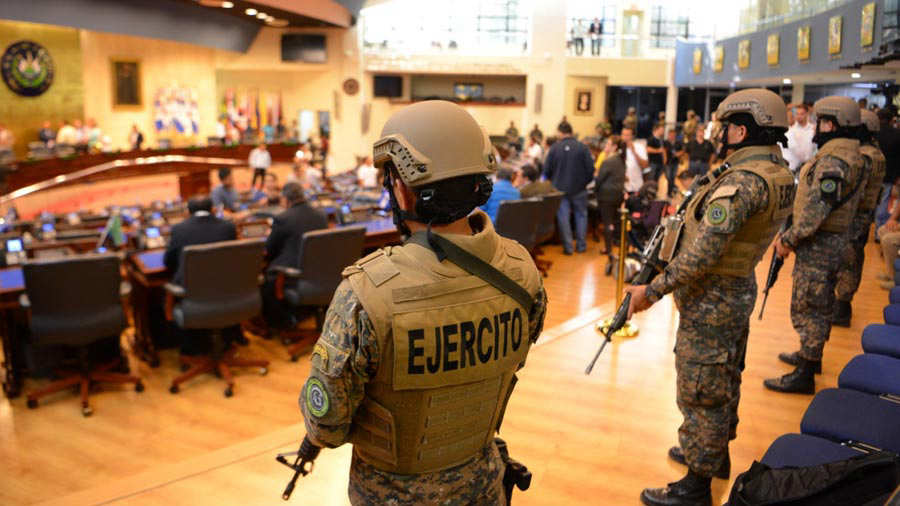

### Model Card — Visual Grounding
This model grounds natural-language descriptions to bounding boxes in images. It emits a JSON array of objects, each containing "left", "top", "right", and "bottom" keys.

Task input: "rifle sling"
[{"left": 407, "top": 230, "right": 535, "bottom": 315}]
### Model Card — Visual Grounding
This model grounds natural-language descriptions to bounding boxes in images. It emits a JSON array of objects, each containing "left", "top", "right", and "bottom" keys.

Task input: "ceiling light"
[
  {"left": 783, "top": 78, "right": 792, "bottom": 84},
  {"left": 221, "top": 1, "right": 233, "bottom": 7},
  {"left": 851, "top": 72, "right": 862, "bottom": 79},
  {"left": 267, "top": 18, "right": 289, "bottom": 27},
  {"left": 257, "top": 12, "right": 268, "bottom": 19},
  {"left": 245, "top": 7, "right": 257, "bottom": 15}
]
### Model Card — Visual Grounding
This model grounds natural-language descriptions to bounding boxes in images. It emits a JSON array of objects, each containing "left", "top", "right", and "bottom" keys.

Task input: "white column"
[
  {"left": 791, "top": 83, "right": 805, "bottom": 104},
  {"left": 665, "top": 56, "right": 678, "bottom": 132}
]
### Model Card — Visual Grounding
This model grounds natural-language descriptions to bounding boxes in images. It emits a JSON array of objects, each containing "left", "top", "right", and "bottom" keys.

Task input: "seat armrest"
[
  {"left": 163, "top": 283, "right": 186, "bottom": 321},
  {"left": 270, "top": 265, "right": 301, "bottom": 278},
  {"left": 269, "top": 266, "right": 301, "bottom": 301},
  {"left": 120, "top": 281, "right": 132, "bottom": 298},
  {"left": 18, "top": 293, "right": 29, "bottom": 309},
  {"left": 163, "top": 283, "right": 186, "bottom": 297}
]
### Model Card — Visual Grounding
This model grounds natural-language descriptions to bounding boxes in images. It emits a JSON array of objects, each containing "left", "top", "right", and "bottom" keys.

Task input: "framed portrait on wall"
[
  {"left": 713, "top": 45, "right": 724, "bottom": 73},
  {"left": 692, "top": 48, "right": 702, "bottom": 74},
  {"left": 861, "top": 2, "right": 876, "bottom": 47},
  {"left": 767, "top": 33, "right": 779, "bottom": 66},
  {"left": 574, "top": 88, "right": 592, "bottom": 116},
  {"left": 738, "top": 40, "right": 750, "bottom": 69},
  {"left": 111, "top": 59, "right": 142, "bottom": 108},
  {"left": 829, "top": 15, "right": 842, "bottom": 55},
  {"left": 797, "top": 25, "right": 811, "bottom": 60}
]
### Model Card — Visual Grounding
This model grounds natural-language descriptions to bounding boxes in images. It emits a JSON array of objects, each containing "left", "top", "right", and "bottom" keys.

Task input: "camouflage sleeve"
[
  {"left": 299, "top": 280, "right": 379, "bottom": 449},
  {"left": 781, "top": 156, "right": 842, "bottom": 247},
  {"left": 649, "top": 171, "right": 769, "bottom": 296},
  {"left": 529, "top": 288, "right": 548, "bottom": 344}
]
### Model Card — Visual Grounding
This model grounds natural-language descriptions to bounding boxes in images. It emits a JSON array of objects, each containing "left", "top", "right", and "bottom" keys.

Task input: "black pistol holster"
[{"left": 495, "top": 438, "right": 532, "bottom": 504}]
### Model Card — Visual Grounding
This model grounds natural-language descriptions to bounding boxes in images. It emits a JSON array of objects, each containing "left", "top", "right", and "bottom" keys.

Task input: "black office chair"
[
  {"left": 271, "top": 226, "right": 366, "bottom": 361},
  {"left": 23, "top": 254, "right": 142, "bottom": 416},
  {"left": 165, "top": 239, "right": 269, "bottom": 397},
  {"left": 494, "top": 199, "right": 543, "bottom": 252},
  {"left": 533, "top": 193, "right": 564, "bottom": 277}
]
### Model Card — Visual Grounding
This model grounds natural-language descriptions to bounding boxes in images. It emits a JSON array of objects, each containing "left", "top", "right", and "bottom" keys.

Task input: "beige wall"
[
  {"left": 80, "top": 31, "right": 223, "bottom": 151},
  {"left": 410, "top": 74, "right": 527, "bottom": 102},
  {"left": 0, "top": 20, "right": 84, "bottom": 157}
]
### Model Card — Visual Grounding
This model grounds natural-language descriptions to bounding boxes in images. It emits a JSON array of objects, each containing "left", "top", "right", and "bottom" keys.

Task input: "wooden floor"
[{"left": 0, "top": 236, "right": 888, "bottom": 506}]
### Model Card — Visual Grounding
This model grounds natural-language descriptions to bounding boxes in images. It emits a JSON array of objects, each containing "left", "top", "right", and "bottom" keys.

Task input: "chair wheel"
[
  {"left": 259, "top": 367, "right": 268, "bottom": 376},
  {"left": 180, "top": 363, "right": 190, "bottom": 372},
  {"left": 281, "top": 337, "right": 292, "bottom": 346},
  {"left": 214, "top": 369, "right": 222, "bottom": 378},
  {"left": 224, "top": 387, "right": 233, "bottom": 398},
  {"left": 290, "top": 354, "right": 299, "bottom": 362},
  {"left": 150, "top": 358, "right": 161, "bottom": 368},
  {"left": 169, "top": 384, "right": 179, "bottom": 394},
  {"left": 135, "top": 381, "right": 145, "bottom": 393},
  {"left": 27, "top": 398, "right": 38, "bottom": 409},
  {"left": 82, "top": 406, "right": 93, "bottom": 417}
]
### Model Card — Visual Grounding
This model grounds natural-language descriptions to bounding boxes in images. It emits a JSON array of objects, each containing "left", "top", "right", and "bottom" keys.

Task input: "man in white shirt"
[
  {"left": 356, "top": 156, "right": 378, "bottom": 188},
  {"left": 249, "top": 143, "right": 272, "bottom": 189},
  {"left": 621, "top": 126, "right": 648, "bottom": 193},
  {"left": 56, "top": 120, "right": 78, "bottom": 146},
  {"left": 781, "top": 103, "right": 816, "bottom": 172}
]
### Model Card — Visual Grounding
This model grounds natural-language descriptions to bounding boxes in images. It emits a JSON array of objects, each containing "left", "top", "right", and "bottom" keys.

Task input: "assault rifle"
[
  {"left": 276, "top": 436, "right": 320, "bottom": 500},
  {"left": 496, "top": 438, "right": 531, "bottom": 504},
  {"left": 585, "top": 164, "right": 731, "bottom": 374},
  {"left": 758, "top": 217, "right": 792, "bottom": 320}
]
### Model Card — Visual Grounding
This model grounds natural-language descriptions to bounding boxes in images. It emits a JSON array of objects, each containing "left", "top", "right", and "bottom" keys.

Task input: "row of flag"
[{"left": 222, "top": 89, "right": 284, "bottom": 132}]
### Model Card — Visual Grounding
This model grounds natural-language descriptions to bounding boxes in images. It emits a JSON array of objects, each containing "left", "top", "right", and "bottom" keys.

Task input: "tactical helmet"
[
  {"left": 715, "top": 88, "right": 788, "bottom": 129},
  {"left": 861, "top": 108, "right": 880, "bottom": 132},
  {"left": 813, "top": 96, "right": 861, "bottom": 127},
  {"left": 373, "top": 100, "right": 496, "bottom": 188}
]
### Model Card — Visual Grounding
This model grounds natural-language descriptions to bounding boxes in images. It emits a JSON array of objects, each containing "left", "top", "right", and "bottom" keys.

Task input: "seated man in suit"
[
  {"left": 518, "top": 163, "right": 556, "bottom": 198},
  {"left": 163, "top": 195, "right": 243, "bottom": 349},
  {"left": 260, "top": 182, "right": 329, "bottom": 334}
]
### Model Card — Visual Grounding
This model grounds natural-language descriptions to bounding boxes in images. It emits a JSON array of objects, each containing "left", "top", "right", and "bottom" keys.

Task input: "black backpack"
[{"left": 727, "top": 452, "right": 900, "bottom": 506}]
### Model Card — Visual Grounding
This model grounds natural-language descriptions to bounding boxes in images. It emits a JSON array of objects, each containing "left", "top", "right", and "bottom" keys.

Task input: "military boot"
[
  {"left": 764, "top": 357, "right": 817, "bottom": 394},
  {"left": 667, "top": 447, "right": 730, "bottom": 479},
  {"left": 640, "top": 470, "right": 712, "bottom": 506},
  {"left": 831, "top": 300, "right": 852, "bottom": 328},
  {"left": 777, "top": 351, "right": 821, "bottom": 374}
]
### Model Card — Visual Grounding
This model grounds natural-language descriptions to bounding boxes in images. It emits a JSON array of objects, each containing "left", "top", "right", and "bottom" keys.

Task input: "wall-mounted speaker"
[
  {"left": 361, "top": 103, "right": 371, "bottom": 134},
  {"left": 535, "top": 84, "right": 543, "bottom": 114},
  {"left": 333, "top": 90, "right": 341, "bottom": 121}
]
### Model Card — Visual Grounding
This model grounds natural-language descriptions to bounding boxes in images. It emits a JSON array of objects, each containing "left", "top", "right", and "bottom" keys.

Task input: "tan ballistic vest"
[
  {"left": 859, "top": 144, "right": 886, "bottom": 214},
  {"left": 677, "top": 145, "right": 794, "bottom": 277},
  {"left": 343, "top": 218, "right": 542, "bottom": 475},
  {"left": 794, "top": 138, "right": 864, "bottom": 233}
]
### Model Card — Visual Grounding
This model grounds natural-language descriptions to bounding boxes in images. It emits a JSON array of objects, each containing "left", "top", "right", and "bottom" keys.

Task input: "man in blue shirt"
[
  {"left": 480, "top": 168, "right": 520, "bottom": 222},
  {"left": 543, "top": 121, "right": 594, "bottom": 254},
  {"left": 211, "top": 167, "right": 241, "bottom": 212}
]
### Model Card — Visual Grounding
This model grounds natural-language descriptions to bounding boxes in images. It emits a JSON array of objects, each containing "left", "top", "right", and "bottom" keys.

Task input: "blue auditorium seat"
[
  {"left": 801, "top": 388, "right": 900, "bottom": 453},
  {"left": 838, "top": 354, "right": 900, "bottom": 396},
  {"left": 895, "top": 268, "right": 900, "bottom": 286},
  {"left": 760, "top": 433, "right": 864, "bottom": 468},
  {"left": 891, "top": 286, "right": 900, "bottom": 305},
  {"left": 862, "top": 324, "right": 900, "bottom": 359},
  {"left": 885, "top": 304, "right": 900, "bottom": 326},
  {"left": 894, "top": 258, "right": 900, "bottom": 273}
]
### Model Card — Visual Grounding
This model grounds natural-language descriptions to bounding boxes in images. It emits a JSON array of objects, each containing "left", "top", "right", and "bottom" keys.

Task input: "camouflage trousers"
[
  {"left": 793, "top": 233, "right": 844, "bottom": 361},
  {"left": 348, "top": 442, "right": 506, "bottom": 506},
  {"left": 673, "top": 275, "right": 754, "bottom": 478},
  {"left": 835, "top": 218, "right": 870, "bottom": 302}
]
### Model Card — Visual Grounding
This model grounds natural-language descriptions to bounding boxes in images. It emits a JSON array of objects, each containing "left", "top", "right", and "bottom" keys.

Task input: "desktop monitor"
[
  {"left": 41, "top": 222, "right": 55, "bottom": 233},
  {"left": 145, "top": 227, "right": 161, "bottom": 238},
  {"left": 6, "top": 237, "right": 23, "bottom": 252}
]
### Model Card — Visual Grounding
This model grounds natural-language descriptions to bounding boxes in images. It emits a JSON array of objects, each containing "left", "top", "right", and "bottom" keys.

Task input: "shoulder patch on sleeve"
[
  {"left": 708, "top": 184, "right": 739, "bottom": 202},
  {"left": 706, "top": 200, "right": 730, "bottom": 226},
  {"left": 820, "top": 178, "right": 838, "bottom": 193},
  {"left": 358, "top": 251, "right": 400, "bottom": 287}
]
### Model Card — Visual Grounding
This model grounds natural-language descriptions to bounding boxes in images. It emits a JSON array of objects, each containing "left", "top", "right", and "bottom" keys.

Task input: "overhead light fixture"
[
  {"left": 221, "top": 1, "right": 233, "bottom": 7},
  {"left": 851, "top": 72, "right": 862, "bottom": 79},
  {"left": 267, "top": 18, "right": 289, "bottom": 27},
  {"left": 783, "top": 78, "right": 792, "bottom": 84},
  {"left": 245, "top": 7, "right": 257, "bottom": 15},
  {"left": 257, "top": 12, "right": 268, "bottom": 19}
]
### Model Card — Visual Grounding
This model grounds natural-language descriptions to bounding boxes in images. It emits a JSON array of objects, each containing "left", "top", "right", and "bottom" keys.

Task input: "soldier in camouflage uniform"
[
  {"left": 626, "top": 89, "right": 794, "bottom": 506},
  {"left": 832, "top": 109, "right": 886, "bottom": 327},
  {"left": 766, "top": 96, "right": 865, "bottom": 394},
  {"left": 296, "top": 100, "right": 547, "bottom": 505}
]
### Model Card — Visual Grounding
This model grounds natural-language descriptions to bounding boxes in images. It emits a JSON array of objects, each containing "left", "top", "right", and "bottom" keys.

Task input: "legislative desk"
[
  {"left": 2, "top": 144, "right": 301, "bottom": 198},
  {"left": 0, "top": 267, "right": 25, "bottom": 397},
  {"left": 122, "top": 217, "right": 400, "bottom": 369}
]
